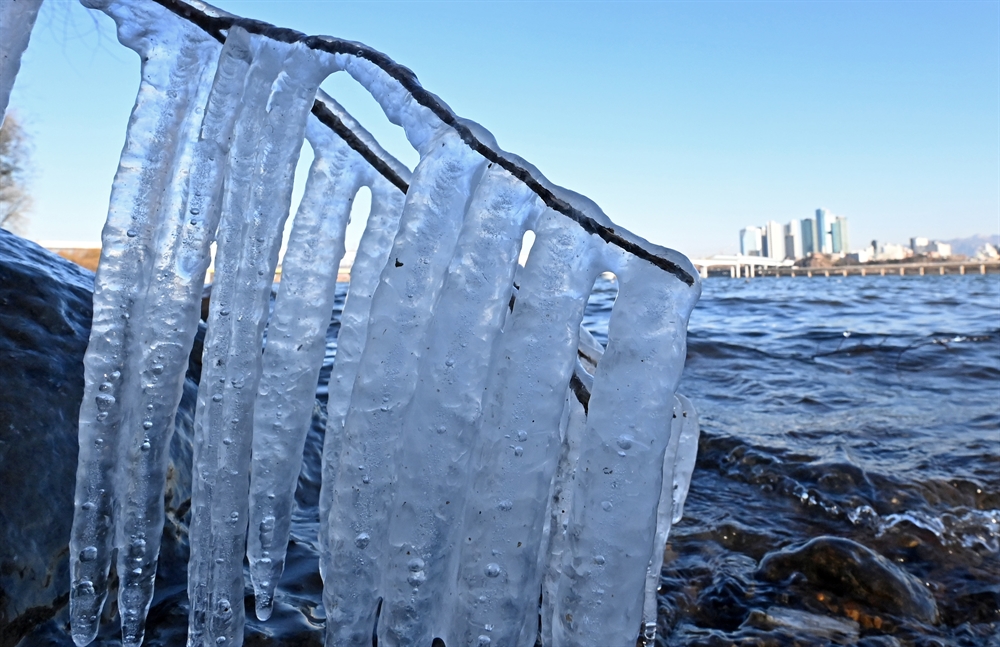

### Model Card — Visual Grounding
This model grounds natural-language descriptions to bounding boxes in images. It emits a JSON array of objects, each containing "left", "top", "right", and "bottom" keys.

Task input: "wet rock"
[
  {"left": 0, "top": 230, "right": 195, "bottom": 644},
  {"left": 742, "top": 607, "right": 859, "bottom": 645},
  {"left": 757, "top": 536, "right": 938, "bottom": 624}
]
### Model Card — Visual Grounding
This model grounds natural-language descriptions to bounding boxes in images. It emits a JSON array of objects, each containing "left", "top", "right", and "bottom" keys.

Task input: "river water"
[{"left": 623, "top": 274, "right": 999, "bottom": 646}]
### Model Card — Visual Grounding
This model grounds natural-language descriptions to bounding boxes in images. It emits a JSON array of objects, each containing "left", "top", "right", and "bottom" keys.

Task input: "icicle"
[
  {"left": 379, "top": 165, "right": 540, "bottom": 646},
  {"left": 542, "top": 325, "right": 603, "bottom": 647},
  {"left": 186, "top": 34, "right": 327, "bottom": 647},
  {"left": 68, "top": 2, "right": 221, "bottom": 643},
  {"left": 317, "top": 177, "right": 405, "bottom": 596},
  {"left": 0, "top": 0, "right": 43, "bottom": 123},
  {"left": 322, "top": 126, "right": 488, "bottom": 646},
  {"left": 671, "top": 394, "right": 700, "bottom": 524},
  {"left": 113, "top": 28, "right": 254, "bottom": 647},
  {"left": 247, "top": 115, "right": 368, "bottom": 621},
  {"left": 552, "top": 251, "right": 700, "bottom": 647},
  {"left": 450, "top": 210, "right": 602, "bottom": 647},
  {"left": 249, "top": 93, "right": 410, "bottom": 618},
  {"left": 639, "top": 393, "right": 699, "bottom": 644}
]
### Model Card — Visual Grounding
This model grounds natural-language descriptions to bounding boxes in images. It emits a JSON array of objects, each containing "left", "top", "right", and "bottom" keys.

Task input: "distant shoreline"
[{"left": 707, "top": 259, "right": 1000, "bottom": 279}]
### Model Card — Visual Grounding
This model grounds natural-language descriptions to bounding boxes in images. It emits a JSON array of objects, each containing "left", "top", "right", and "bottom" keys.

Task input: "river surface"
[{"left": 621, "top": 274, "right": 999, "bottom": 646}]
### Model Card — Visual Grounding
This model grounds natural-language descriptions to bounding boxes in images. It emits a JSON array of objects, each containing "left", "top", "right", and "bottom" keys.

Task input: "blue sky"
[{"left": 7, "top": 0, "right": 999, "bottom": 257}]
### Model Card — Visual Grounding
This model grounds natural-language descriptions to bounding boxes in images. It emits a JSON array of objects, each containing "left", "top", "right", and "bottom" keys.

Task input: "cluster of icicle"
[{"left": 3, "top": 0, "right": 703, "bottom": 645}]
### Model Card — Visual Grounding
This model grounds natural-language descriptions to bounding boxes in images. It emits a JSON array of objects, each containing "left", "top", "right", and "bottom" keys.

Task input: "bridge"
[
  {"left": 688, "top": 255, "right": 1000, "bottom": 278},
  {"left": 687, "top": 254, "right": 794, "bottom": 278}
]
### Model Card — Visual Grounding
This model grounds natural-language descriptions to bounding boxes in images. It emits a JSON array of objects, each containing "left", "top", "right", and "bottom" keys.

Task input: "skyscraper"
[
  {"left": 831, "top": 216, "right": 849, "bottom": 254},
  {"left": 801, "top": 218, "right": 817, "bottom": 255},
  {"left": 740, "top": 226, "right": 763, "bottom": 256},
  {"left": 785, "top": 219, "right": 803, "bottom": 259},
  {"left": 815, "top": 208, "right": 831, "bottom": 253},
  {"left": 765, "top": 220, "right": 785, "bottom": 260}
]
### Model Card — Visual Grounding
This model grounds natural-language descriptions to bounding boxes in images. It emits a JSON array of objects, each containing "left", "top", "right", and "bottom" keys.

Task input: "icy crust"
[
  {"left": 68, "top": 3, "right": 224, "bottom": 645},
  {"left": 186, "top": 33, "right": 328, "bottom": 647},
  {"left": 0, "top": 0, "right": 44, "bottom": 123},
  {"left": 380, "top": 166, "right": 541, "bottom": 646},
  {"left": 247, "top": 110, "right": 402, "bottom": 620},
  {"left": 60, "top": 0, "right": 704, "bottom": 645}
]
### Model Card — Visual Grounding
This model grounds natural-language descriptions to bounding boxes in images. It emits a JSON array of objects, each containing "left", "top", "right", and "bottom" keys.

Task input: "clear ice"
[{"left": 8, "top": 0, "right": 708, "bottom": 645}]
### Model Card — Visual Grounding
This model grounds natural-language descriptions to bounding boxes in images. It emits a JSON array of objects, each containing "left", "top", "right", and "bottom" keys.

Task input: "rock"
[
  {"left": 742, "top": 607, "right": 860, "bottom": 645},
  {"left": 0, "top": 229, "right": 196, "bottom": 645},
  {"left": 757, "top": 535, "right": 938, "bottom": 624}
]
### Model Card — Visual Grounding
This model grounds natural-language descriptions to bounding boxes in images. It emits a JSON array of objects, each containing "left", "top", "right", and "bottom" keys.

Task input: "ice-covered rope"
[
  {"left": 35, "top": 0, "right": 706, "bottom": 644},
  {"left": 144, "top": 0, "right": 696, "bottom": 287}
]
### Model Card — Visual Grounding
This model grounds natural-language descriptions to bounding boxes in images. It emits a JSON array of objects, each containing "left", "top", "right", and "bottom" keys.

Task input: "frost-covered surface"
[
  {"left": 0, "top": 0, "right": 44, "bottom": 123},
  {"left": 50, "top": 0, "right": 703, "bottom": 645}
]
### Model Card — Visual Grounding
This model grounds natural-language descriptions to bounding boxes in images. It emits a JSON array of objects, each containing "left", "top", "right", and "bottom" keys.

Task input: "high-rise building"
[
  {"left": 785, "top": 219, "right": 803, "bottom": 259},
  {"left": 830, "top": 216, "right": 849, "bottom": 254},
  {"left": 815, "top": 208, "right": 831, "bottom": 253},
  {"left": 801, "top": 218, "right": 817, "bottom": 255},
  {"left": 740, "top": 226, "right": 764, "bottom": 256},
  {"left": 764, "top": 220, "right": 785, "bottom": 260}
]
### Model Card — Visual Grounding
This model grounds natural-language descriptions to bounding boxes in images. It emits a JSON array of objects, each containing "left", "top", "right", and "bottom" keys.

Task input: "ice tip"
[
  {"left": 254, "top": 594, "right": 274, "bottom": 621},
  {"left": 72, "top": 631, "right": 96, "bottom": 647}
]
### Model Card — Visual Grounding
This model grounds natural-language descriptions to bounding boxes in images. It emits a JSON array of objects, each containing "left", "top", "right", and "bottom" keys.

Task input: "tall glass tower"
[{"left": 815, "top": 209, "right": 831, "bottom": 253}]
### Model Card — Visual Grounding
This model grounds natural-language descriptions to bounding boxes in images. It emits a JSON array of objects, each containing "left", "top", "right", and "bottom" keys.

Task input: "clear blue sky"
[{"left": 8, "top": 0, "right": 999, "bottom": 257}]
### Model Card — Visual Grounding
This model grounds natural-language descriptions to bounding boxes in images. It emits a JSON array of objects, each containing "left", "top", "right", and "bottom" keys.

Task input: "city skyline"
[
  {"left": 736, "top": 207, "right": 993, "bottom": 263},
  {"left": 740, "top": 208, "right": 851, "bottom": 261}
]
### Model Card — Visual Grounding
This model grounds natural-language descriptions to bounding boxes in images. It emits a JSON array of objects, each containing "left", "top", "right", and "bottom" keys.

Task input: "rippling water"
[{"left": 585, "top": 274, "right": 999, "bottom": 646}]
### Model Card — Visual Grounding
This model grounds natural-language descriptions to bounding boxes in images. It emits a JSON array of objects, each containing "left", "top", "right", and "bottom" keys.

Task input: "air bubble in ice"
[{"left": 95, "top": 394, "right": 116, "bottom": 410}]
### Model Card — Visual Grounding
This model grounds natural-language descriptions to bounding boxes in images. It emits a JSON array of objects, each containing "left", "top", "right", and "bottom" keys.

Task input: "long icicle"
[
  {"left": 450, "top": 210, "right": 602, "bottom": 647},
  {"left": 542, "top": 325, "right": 603, "bottom": 647},
  {"left": 380, "top": 165, "right": 540, "bottom": 647},
  {"left": 552, "top": 251, "right": 700, "bottom": 647},
  {"left": 322, "top": 126, "right": 487, "bottom": 646},
  {"left": 114, "top": 25, "right": 252, "bottom": 647},
  {"left": 69, "top": 2, "right": 219, "bottom": 643},
  {"left": 246, "top": 115, "right": 366, "bottom": 621},
  {"left": 640, "top": 395, "right": 684, "bottom": 645},
  {"left": 317, "top": 177, "right": 405, "bottom": 619},
  {"left": 639, "top": 393, "right": 699, "bottom": 644},
  {"left": 186, "top": 34, "right": 327, "bottom": 647}
]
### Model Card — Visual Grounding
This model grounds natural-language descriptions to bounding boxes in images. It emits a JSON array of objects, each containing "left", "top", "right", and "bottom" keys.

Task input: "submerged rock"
[
  {"left": 757, "top": 535, "right": 939, "bottom": 624},
  {"left": 0, "top": 230, "right": 196, "bottom": 644},
  {"left": 742, "top": 606, "right": 859, "bottom": 645}
]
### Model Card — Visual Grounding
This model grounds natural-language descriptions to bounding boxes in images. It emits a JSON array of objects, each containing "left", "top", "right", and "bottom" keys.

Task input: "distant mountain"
[{"left": 943, "top": 234, "right": 1000, "bottom": 257}]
